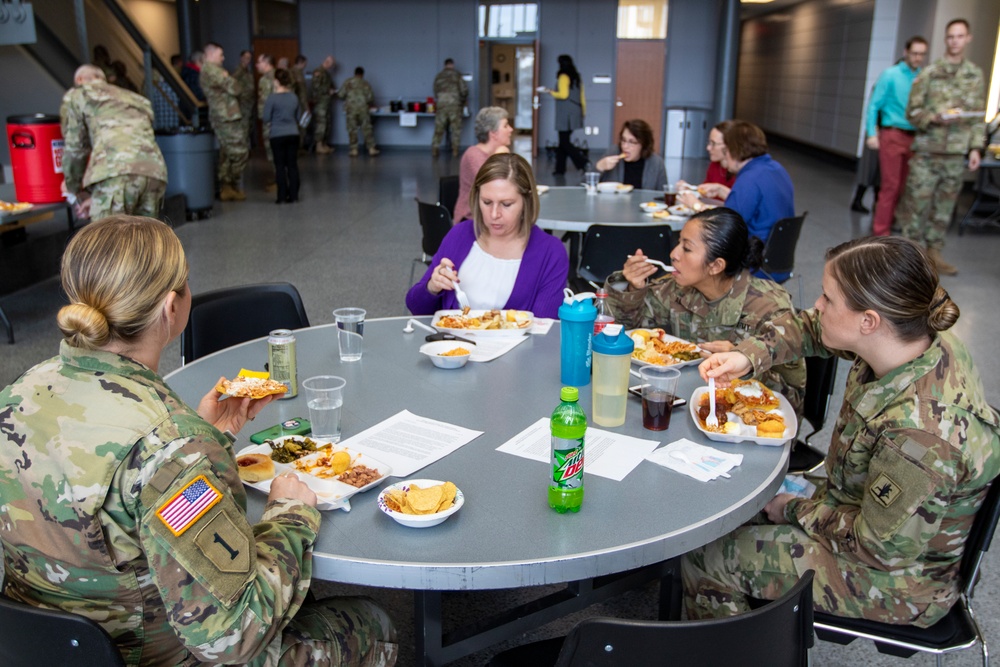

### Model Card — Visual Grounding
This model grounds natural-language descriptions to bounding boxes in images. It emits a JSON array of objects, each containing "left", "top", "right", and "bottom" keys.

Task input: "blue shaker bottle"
[{"left": 558, "top": 289, "right": 597, "bottom": 386}]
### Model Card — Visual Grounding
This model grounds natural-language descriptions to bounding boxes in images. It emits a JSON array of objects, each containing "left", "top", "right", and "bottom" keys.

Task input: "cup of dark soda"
[{"left": 640, "top": 366, "right": 681, "bottom": 431}]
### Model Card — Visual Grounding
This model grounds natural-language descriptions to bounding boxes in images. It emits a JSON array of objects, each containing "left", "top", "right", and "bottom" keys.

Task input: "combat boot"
[
  {"left": 316, "top": 144, "right": 333, "bottom": 154},
  {"left": 928, "top": 248, "right": 957, "bottom": 276},
  {"left": 219, "top": 184, "right": 237, "bottom": 201},
  {"left": 349, "top": 147, "right": 359, "bottom": 157},
  {"left": 452, "top": 147, "right": 459, "bottom": 157},
  {"left": 264, "top": 183, "right": 278, "bottom": 194},
  {"left": 432, "top": 145, "right": 439, "bottom": 157},
  {"left": 368, "top": 147, "right": 380, "bottom": 156},
  {"left": 231, "top": 188, "right": 247, "bottom": 202}
]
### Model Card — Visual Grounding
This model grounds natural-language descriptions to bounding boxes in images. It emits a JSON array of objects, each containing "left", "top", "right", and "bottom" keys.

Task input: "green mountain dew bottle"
[{"left": 549, "top": 386, "right": 586, "bottom": 513}]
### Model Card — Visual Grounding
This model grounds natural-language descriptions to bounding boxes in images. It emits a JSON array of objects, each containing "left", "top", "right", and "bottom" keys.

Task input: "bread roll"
[{"left": 236, "top": 453, "right": 276, "bottom": 482}]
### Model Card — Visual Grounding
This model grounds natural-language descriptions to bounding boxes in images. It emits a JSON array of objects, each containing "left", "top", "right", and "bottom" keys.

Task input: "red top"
[{"left": 705, "top": 161, "right": 735, "bottom": 189}]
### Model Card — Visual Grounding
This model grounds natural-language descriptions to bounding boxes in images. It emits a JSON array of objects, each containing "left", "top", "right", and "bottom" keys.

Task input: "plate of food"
[
  {"left": 235, "top": 436, "right": 391, "bottom": 511},
  {"left": 628, "top": 328, "right": 703, "bottom": 368},
  {"left": 377, "top": 479, "right": 464, "bottom": 528},
  {"left": 640, "top": 201, "right": 668, "bottom": 213},
  {"left": 689, "top": 379, "right": 797, "bottom": 445},
  {"left": 536, "top": 185, "right": 550, "bottom": 195},
  {"left": 431, "top": 308, "right": 533, "bottom": 337},
  {"left": 0, "top": 200, "right": 33, "bottom": 216},
  {"left": 596, "top": 182, "right": 634, "bottom": 194},
  {"left": 216, "top": 375, "right": 288, "bottom": 399},
  {"left": 651, "top": 209, "right": 678, "bottom": 221}
]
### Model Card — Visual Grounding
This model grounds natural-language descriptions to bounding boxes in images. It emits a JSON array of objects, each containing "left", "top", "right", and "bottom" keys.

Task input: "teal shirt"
[{"left": 866, "top": 60, "right": 920, "bottom": 137}]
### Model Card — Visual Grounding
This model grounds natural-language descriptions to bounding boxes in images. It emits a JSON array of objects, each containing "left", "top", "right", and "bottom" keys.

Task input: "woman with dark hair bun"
[
  {"left": 690, "top": 235, "right": 1000, "bottom": 628},
  {"left": 604, "top": 206, "right": 805, "bottom": 414}
]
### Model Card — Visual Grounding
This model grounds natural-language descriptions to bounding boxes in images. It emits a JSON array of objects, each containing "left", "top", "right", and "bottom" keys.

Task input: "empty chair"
[
  {"left": 489, "top": 570, "right": 814, "bottom": 667},
  {"left": 576, "top": 225, "right": 674, "bottom": 290},
  {"left": 814, "top": 475, "right": 1000, "bottom": 667},
  {"left": 787, "top": 355, "right": 839, "bottom": 475},
  {"left": 410, "top": 198, "right": 453, "bottom": 287},
  {"left": 760, "top": 212, "right": 807, "bottom": 305},
  {"left": 0, "top": 595, "right": 125, "bottom": 667},
  {"left": 439, "top": 174, "right": 460, "bottom": 217},
  {"left": 181, "top": 282, "right": 310, "bottom": 365}
]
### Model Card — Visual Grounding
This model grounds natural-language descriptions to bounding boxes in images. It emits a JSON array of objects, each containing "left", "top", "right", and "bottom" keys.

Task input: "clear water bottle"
[
  {"left": 594, "top": 289, "right": 614, "bottom": 335},
  {"left": 549, "top": 386, "right": 586, "bottom": 513}
]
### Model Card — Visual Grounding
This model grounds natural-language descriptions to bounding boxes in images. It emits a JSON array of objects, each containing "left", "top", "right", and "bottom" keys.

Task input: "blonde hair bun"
[
  {"left": 57, "top": 303, "right": 111, "bottom": 349},
  {"left": 927, "top": 286, "right": 960, "bottom": 332}
]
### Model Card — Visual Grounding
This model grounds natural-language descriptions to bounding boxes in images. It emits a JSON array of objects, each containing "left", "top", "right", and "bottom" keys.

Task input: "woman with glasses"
[
  {"left": 677, "top": 120, "right": 736, "bottom": 192},
  {"left": 594, "top": 119, "right": 668, "bottom": 191}
]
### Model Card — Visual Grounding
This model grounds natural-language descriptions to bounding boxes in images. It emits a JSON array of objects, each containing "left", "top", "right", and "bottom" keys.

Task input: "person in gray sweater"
[
  {"left": 262, "top": 68, "right": 301, "bottom": 203},
  {"left": 594, "top": 119, "right": 668, "bottom": 191}
]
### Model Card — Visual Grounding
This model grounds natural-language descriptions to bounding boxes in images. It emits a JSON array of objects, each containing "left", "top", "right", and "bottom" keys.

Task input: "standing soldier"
[
  {"left": 310, "top": 55, "right": 337, "bottom": 154},
  {"left": 60, "top": 65, "right": 167, "bottom": 221},
  {"left": 232, "top": 49, "right": 256, "bottom": 146},
  {"left": 431, "top": 58, "right": 468, "bottom": 157},
  {"left": 896, "top": 18, "right": 985, "bottom": 276},
  {"left": 200, "top": 42, "right": 248, "bottom": 201},
  {"left": 256, "top": 53, "right": 277, "bottom": 192},
  {"left": 338, "top": 66, "right": 379, "bottom": 157}
]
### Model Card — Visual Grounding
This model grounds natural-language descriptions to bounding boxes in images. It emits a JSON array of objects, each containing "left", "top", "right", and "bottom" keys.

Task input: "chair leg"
[{"left": 0, "top": 305, "right": 13, "bottom": 344}]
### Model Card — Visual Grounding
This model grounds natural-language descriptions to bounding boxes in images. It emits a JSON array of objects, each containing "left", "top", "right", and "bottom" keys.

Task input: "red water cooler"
[{"left": 6, "top": 114, "right": 65, "bottom": 203}]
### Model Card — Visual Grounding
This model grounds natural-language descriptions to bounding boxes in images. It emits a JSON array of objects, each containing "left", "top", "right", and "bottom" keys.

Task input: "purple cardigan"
[{"left": 406, "top": 220, "right": 569, "bottom": 318}]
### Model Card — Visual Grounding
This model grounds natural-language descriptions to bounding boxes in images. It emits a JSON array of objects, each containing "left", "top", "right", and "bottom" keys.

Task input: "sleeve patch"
[
  {"left": 869, "top": 472, "right": 902, "bottom": 508},
  {"left": 194, "top": 511, "right": 251, "bottom": 573},
  {"left": 156, "top": 475, "right": 223, "bottom": 536}
]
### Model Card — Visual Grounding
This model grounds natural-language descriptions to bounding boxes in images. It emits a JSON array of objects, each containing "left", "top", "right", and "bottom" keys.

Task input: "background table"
[
  {"left": 165, "top": 317, "right": 787, "bottom": 664},
  {"left": 537, "top": 186, "right": 685, "bottom": 234}
]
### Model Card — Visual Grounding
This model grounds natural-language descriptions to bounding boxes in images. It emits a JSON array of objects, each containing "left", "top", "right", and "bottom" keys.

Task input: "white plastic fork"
[
  {"left": 627, "top": 255, "right": 676, "bottom": 273},
  {"left": 706, "top": 376, "right": 719, "bottom": 429},
  {"left": 450, "top": 268, "right": 471, "bottom": 309}
]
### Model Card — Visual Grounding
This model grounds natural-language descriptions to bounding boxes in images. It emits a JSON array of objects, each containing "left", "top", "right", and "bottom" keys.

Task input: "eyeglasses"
[
  {"left": 621, "top": 138, "right": 641, "bottom": 146},
  {"left": 707, "top": 140, "right": 724, "bottom": 148}
]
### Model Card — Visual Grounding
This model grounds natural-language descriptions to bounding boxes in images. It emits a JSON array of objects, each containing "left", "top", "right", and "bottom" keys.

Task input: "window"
[
  {"left": 617, "top": 0, "right": 667, "bottom": 40},
  {"left": 478, "top": 3, "right": 538, "bottom": 39}
]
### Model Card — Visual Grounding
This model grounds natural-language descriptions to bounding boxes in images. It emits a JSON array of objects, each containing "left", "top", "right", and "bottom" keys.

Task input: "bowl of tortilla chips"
[{"left": 377, "top": 479, "right": 464, "bottom": 528}]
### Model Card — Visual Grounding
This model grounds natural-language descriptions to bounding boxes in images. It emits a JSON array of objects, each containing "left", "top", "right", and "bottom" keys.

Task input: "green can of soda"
[
  {"left": 267, "top": 329, "right": 297, "bottom": 398},
  {"left": 549, "top": 386, "right": 586, "bottom": 513}
]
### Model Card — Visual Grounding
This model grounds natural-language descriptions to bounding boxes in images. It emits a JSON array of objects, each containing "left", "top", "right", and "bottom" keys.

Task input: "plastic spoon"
[
  {"left": 450, "top": 268, "right": 471, "bottom": 310},
  {"left": 670, "top": 450, "right": 730, "bottom": 479},
  {"left": 706, "top": 376, "right": 719, "bottom": 429},
  {"left": 627, "top": 255, "right": 676, "bottom": 273},
  {"left": 403, "top": 318, "right": 437, "bottom": 334}
]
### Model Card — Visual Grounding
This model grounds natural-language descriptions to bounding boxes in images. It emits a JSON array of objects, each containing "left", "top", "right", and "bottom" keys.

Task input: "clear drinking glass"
[
  {"left": 333, "top": 307, "right": 366, "bottom": 362},
  {"left": 302, "top": 375, "right": 346, "bottom": 441}
]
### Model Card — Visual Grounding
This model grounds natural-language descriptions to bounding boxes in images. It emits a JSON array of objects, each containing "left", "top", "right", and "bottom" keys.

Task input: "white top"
[{"left": 460, "top": 241, "right": 521, "bottom": 310}]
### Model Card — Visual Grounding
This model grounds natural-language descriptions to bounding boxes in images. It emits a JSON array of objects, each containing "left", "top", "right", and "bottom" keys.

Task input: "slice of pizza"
[{"left": 215, "top": 376, "right": 288, "bottom": 399}]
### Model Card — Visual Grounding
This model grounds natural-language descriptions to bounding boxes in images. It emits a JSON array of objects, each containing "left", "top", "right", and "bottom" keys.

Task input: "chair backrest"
[
  {"left": 439, "top": 175, "right": 460, "bottom": 217},
  {"left": 801, "top": 355, "right": 838, "bottom": 436},
  {"left": 578, "top": 225, "right": 675, "bottom": 285},
  {"left": 181, "top": 282, "right": 310, "bottom": 365},
  {"left": 761, "top": 212, "right": 808, "bottom": 279},
  {"left": 960, "top": 469, "right": 1000, "bottom": 597},
  {"left": 555, "top": 570, "right": 814, "bottom": 667},
  {"left": 416, "top": 199, "right": 454, "bottom": 258},
  {"left": 0, "top": 595, "right": 125, "bottom": 667}
]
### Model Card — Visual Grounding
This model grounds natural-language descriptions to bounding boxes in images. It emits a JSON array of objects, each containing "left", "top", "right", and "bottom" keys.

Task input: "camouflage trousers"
[
  {"left": 432, "top": 105, "right": 463, "bottom": 153},
  {"left": 313, "top": 101, "right": 331, "bottom": 146},
  {"left": 344, "top": 108, "right": 375, "bottom": 151},
  {"left": 681, "top": 519, "right": 946, "bottom": 626},
  {"left": 263, "top": 122, "right": 274, "bottom": 166},
  {"left": 89, "top": 175, "right": 166, "bottom": 221},
  {"left": 896, "top": 152, "right": 966, "bottom": 251},
  {"left": 250, "top": 596, "right": 398, "bottom": 667},
  {"left": 214, "top": 120, "right": 250, "bottom": 188}
]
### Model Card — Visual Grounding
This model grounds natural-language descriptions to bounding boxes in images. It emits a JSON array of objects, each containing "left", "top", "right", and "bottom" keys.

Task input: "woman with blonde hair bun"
[
  {"left": 686, "top": 235, "right": 1000, "bottom": 627},
  {"left": 0, "top": 215, "right": 397, "bottom": 666}
]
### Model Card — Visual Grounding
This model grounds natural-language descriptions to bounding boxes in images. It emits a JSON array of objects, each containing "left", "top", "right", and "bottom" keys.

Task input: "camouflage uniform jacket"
[
  {"left": 605, "top": 269, "right": 806, "bottom": 414},
  {"left": 433, "top": 67, "right": 468, "bottom": 109},
  {"left": 258, "top": 70, "right": 276, "bottom": 118},
  {"left": 200, "top": 61, "right": 242, "bottom": 128},
  {"left": 738, "top": 312, "right": 1000, "bottom": 623},
  {"left": 0, "top": 342, "right": 321, "bottom": 666},
  {"left": 906, "top": 57, "right": 986, "bottom": 155},
  {"left": 292, "top": 67, "right": 309, "bottom": 112},
  {"left": 309, "top": 67, "right": 334, "bottom": 104},
  {"left": 338, "top": 76, "right": 375, "bottom": 113},
  {"left": 232, "top": 64, "right": 256, "bottom": 118},
  {"left": 59, "top": 81, "right": 167, "bottom": 192}
]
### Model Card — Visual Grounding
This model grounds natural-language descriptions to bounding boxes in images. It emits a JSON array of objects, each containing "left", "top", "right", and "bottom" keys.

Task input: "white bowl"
[
  {"left": 596, "top": 181, "right": 623, "bottom": 193},
  {"left": 420, "top": 341, "right": 473, "bottom": 368},
  {"left": 377, "top": 479, "right": 465, "bottom": 528},
  {"left": 640, "top": 201, "right": 668, "bottom": 213}
]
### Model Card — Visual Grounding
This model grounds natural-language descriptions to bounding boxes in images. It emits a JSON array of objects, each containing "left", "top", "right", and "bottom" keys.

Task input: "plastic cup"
[
  {"left": 639, "top": 366, "right": 680, "bottom": 431},
  {"left": 302, "top": 375, "right": 346, "bottom": 441},
  {"left": 663, "top": 185, "right": 678, "bottom": 207},
  {"left": 584, "top": 171, "right": 600, "bottom": 194},
  {"left": 333, "top": 307, "right": 366, "bottom": 362}
]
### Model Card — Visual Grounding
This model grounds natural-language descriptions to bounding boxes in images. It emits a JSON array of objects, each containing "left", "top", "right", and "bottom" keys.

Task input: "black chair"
[
  {"left": 575, "top": 225, "right": 674, "bottom": 290},
  {"left": 489, "top": 570, "right": 814, "bottom": 667},
  {"left": 814, "top": 475, "right": 1000, "bottom": 667},
  {"left": 760, "top": 212, "right": 807, "bottom": 306},
  {"left": 787, "top": 355, "right": 839, "bottom": 476},
  {"left": 181, "top": 282, "right": 310, "bottom": 365},
  {"left": 439, "top": 174, "right": 460, "bottom": 218},
  {"left": 410, "top": 198, "right": 453, "bottom": 287},
  {"left": 0, "top": 595, "right": 125, "bottom": 667}
]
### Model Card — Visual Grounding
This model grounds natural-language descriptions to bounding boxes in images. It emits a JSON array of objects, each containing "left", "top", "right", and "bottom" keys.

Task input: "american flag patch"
[{"left": 156, "top": 475, "right": 223, "bottom": 536}]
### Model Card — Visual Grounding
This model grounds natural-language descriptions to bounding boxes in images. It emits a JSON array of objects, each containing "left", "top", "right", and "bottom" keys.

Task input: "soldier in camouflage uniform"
[
  {"left": 200, "top": 43, "right": 249, "bottom": 202},
  {"left": 232, "top": 49, "right": 256, "bottom": 145},
  {"left": 0, "top": 216, "right": 398, "bottom": 667},
  {"left": 60, "top": 65, "right": 167, "bottom": 222},
  {"left": 338, "top": 67, "right": 379, "bottom": 157},
  {"left": 604, "top": 209, "right": 805, "bottom": 415},
  {"left": 257, "top": 54, "right": 278, "bottom": 190},
  {"left": 687, "top": 236, "right": 1000, "bottom": 627},
  {"left": 310, "top": 55, "right": 337, "bottom": 154},
  {"left": 292, "top": 55, "right": 310, "bottom": 148},
  {"left": 896, "top": 19, "right": 986, "bottom": 277},
  {"left": 431, "top": 58, "right": 468, "bottom": 157}
]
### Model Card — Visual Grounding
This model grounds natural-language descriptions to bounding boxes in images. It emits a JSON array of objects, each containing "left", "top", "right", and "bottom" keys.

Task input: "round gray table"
[
  {"left": 165, "top": 316, "right": 788, "bottom": 664},
  {"left": 537, "top": 186, "right": 686, "bottom": 233}
]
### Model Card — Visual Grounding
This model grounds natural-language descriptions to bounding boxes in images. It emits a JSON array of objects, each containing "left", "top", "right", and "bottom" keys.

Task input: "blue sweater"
[{"left": 725, "top": 154, "right": 795, "bottom": 282}]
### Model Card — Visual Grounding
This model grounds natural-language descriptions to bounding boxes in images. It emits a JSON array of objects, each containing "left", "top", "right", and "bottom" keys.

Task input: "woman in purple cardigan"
[{"left": 406, "top": 153, "right": 569, "bottom": 319}]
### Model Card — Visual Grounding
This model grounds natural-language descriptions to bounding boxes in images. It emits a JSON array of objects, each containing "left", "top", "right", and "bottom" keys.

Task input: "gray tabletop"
[
  {"left": 537, "top": 186, "right": 686, "bottom": 233},
  {"left": 164, "top": 316, "right": 787, "bottom": 591}
]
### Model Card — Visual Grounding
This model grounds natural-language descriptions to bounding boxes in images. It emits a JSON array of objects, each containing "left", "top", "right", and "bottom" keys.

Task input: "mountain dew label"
[{"left": 551, "top": 438, "right": 585, "bottom": 488}]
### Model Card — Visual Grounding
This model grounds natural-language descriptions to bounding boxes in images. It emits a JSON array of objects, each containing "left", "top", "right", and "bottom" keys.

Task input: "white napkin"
[{"left": 646, "top": 438, "right": 743, "bottom": 482}]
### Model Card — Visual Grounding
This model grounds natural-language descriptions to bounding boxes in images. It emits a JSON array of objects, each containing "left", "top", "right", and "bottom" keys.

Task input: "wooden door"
[
  {"left": 251, "top": 38, "right": 300, "bottom": 71},
  {"left": 613, "top": 40, "right": 666, "bottom": 151}
]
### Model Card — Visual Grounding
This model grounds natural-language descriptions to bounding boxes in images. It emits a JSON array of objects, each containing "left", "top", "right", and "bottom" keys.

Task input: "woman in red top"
[{"left": 678, "top": 120, "right": 735, "bottom": 190}]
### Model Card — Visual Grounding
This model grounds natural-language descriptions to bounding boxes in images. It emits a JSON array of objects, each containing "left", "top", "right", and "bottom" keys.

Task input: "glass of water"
[
  {"left": 302, "top": 376, "right": 346, "bottom": 441},
  {"left": 333, "top": 307, "right": 366, "bottom": 362}
]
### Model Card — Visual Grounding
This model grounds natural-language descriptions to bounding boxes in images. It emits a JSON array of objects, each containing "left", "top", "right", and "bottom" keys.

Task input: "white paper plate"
[
  {"left": 236, "top": 438, "right": 391, "bottom": 511},
  {"left": 377, "top": 479, "right": 465, "bottom": 528},
  {"left": 431, "top": 309, "right": 533, "bottom": 338},
  {"left": 640, "top": 201, "right": 668, "bottom": 213},
  {"left": 596, "top": 182, "right": 634, "bottom": 194},
  {"left": 536, "top": 185, "right": 550, "bottom": 195},
  {"left": 627, "top": 329, "right": 703, "bottom": 369},
  {"left": 688, "top": 386, "right": 797, "bottom": 446}
]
